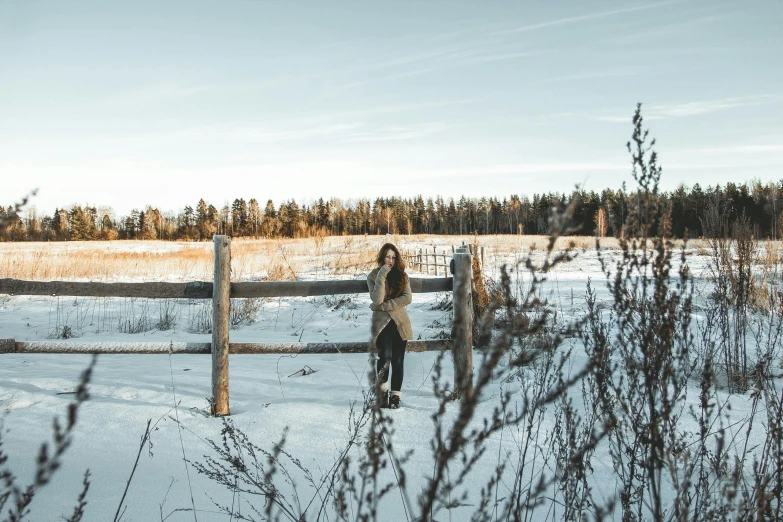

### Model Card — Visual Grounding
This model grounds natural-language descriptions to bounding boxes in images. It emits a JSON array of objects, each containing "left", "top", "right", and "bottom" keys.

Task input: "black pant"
[{"left": 376, "top": 320, "right": 407, "bottom": 392}]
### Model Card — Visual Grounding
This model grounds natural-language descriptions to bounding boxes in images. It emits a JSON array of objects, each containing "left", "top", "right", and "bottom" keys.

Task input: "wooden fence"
[
  {"left": 0, "top": 236, "right": 474, "bottom": 416},
  {"left": 408, "top": 245, "right": 484, "bottom": 276}
]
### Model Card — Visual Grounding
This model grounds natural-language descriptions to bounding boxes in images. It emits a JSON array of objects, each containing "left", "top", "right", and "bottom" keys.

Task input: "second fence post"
[
  {"left": 212, "top": 235, "right": 231, "bottom": 416},
  {"left": 451, "top": 245, "right": 474, "bottom": 400}
]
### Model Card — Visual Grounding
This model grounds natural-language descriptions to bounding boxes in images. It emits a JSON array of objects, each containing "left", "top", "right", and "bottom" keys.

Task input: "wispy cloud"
[
  {"left": 604, "top": 11, "right": 731, "bottom": 46},
  {"left": 65, "top": 119, "right": 456, "bottom": 149},
  {"left": 332, "top": 43, "right": 542, "bottom": 90},
  {"left": 331, "top": 49, "right": 544, "bottom": 91},
  {"left": 184, "top": 121, "right": 454, "bottom": 145},
  {"left": 666, "top": 160, "right": 783, "bottom": 170},
  {"left": 229, "top": 123, "right": 366, "bottom": 143},
  {"left": 462, "top": 50, "right": 545, "bottom": 65},
  {"left": 682, "top": 143, "right": 783, "bottom": 155},
  {"left": 650, "top": 96, "right": 775, "bottom": 118},
  {"left": 325, "top": 99, "right": 476, "bottom": 118},
  {"left": 342, "top": 123, "right": 452, "bottom": 143},
  {"left": 361, "top": 43, "right": 486, "bottom": 72},
  {"left": 57, "top": 122, "right": 369, "bottom": 149},
  {"left": 319, "top": 2, "right": 670, "bottom": 95},
  {"left": 89, "top": 82, "right": 225, "bottom": 107},
  {"left": 209, "top": 121, "right": 453, "bottom": 144},
  {"left": 331, "top": 67, "right": 443, "bottom": 90},
  {"left": 419, "top": 162, "right": 628, "bottom": 179},
  {"left": 529, "top": 71, "right": 634, "bottom": 85},
  {"left": 491, "top": 2, "right": 673, "bottom": 36},
  {"left": 97, "top": 70, "right": 336, "bottom": 106},
  {"left": 322, "top": 18, "right": 546, "bottom": 93},
  {"left": 597, "top": 95, "right": 778, "bottom": 122}
]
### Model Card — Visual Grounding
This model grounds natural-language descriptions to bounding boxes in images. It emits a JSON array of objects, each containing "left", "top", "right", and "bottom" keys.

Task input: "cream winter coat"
[{"left": 367, "top": 265, "right": 413, "bottom": 343}]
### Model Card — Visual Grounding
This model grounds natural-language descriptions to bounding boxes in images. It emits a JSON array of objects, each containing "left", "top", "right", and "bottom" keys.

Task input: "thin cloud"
[
  {"left": 343, "top": 40, "right": 491, "bottom": 76},
  {"left": 419, "top": 162, "right": 629, "bottom": 180},
  {"left": 650, "top": 96, "right": 774, "bottom": 118},
  {"left": 684, "top": 143, "right": 783, "bottom": 154},
  {"left": 342, "top": 123, "right": 452, "bottom": 143},
  {"left": 90, "top": 82, "right": 223, "bottom": 106},
  {"left": 65, "top": 122, "right": 368, "bottom": 148},
  {"left": 327, "top": 22, "right": 544, "bottom": 91},
  {"left": 491, "top": 1, "right": 673, "bottom": 36},
  {"left": 597, "top": 95, "right": 778, "bottom": 122},
  {"left": 529, "top": 71, "right": 634, "bottom": 85},
  {"left": 462, "top": 49, "right": 546, "bottom": 65},
  {"left": 326, "top": 99, "right": 477, "bottom": 118},
  {"left": 97, "top": 71, "right": 334, "bottom": 106},
  {"left": 605, "top": 11, "right": 732, "bottom": 46},
  {"left": 332, "top": 67, "right": 444, "bottom": 90},
  {"left": 311, "top": 2, "right": 668, "bottom": 95},
  {"left": 232, "top": 123, "right": 367, "bottom": 143},
  {"left": 328, "top": 47, "right": 543, "bottom": 91},
  {"left": 667, "top": 160, "right": 783, "bottom": 170},
  {"left": 71, "top": 119, "right": 455, "bottom": 148}
]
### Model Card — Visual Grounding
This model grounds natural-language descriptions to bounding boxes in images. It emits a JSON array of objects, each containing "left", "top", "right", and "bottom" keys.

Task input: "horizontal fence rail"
[
  {"left": 0, "top": 279, "right": 214, "bottom": 298},
  {"left": 232, "top": 277, "right": 452, "bottom": 297},
  {"left": 0, "top": 339, "right": 450, "bottom": 354},
  {"left": 0, "top": 277, "right": 452, "bottom": 298}
]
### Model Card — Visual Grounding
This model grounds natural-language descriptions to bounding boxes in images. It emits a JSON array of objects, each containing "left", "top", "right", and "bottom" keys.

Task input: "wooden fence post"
[
  {"left": 451, "top": 245, "right": 474, "bottom": 400},
  {"left": 434, "top": 246, "right": 438, "bottom": 276},
  {"left": 212, "top": 235, "right": 231, "bottom": 416}
]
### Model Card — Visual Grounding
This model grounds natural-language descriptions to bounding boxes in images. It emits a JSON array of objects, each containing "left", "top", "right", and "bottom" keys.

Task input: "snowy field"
[{"left": 1, "top": 236, "right": 781, "bottom": 521}]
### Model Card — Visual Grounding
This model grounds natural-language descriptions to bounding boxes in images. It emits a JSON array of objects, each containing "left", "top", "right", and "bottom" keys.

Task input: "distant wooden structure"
[{"left": 408, "top": 245, "right": 483, "bottom": 277}]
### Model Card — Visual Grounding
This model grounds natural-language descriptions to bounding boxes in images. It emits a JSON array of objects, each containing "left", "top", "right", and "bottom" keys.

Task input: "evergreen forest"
[{"left": 2, "top": 181, "right": 781, "bottom": 241}]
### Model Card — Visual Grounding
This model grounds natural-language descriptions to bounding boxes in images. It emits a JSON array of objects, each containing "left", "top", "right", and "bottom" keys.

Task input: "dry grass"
[
  {"left": 761, "top": 240, "right": 783, "bottom": 267},
  {"left": 0, "top": 235, "right": 771, "bottom": 282},
  {"left": 0, "top": 237, "right": 383, "bottom": 282},
  {"left": 0, "top": 242, "right": 213, "bottom": 282}
]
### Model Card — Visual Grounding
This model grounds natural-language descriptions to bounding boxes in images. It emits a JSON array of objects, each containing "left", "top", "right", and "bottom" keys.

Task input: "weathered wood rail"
[
  {"left": 0, "top": 340, "right": 450, "bottom": 354},
  {"left": 0, "top": 236, "right": 474, "bottom": 416},
  {"left": 0, "top": 276, "right": 452, "bottom": 298}
]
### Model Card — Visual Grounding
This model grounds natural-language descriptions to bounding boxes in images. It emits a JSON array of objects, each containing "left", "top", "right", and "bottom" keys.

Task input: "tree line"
[{"left": 2, "top": 180, "right": 782, "bottom": 242}]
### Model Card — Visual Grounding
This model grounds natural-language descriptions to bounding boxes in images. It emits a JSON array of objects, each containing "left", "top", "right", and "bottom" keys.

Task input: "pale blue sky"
[{"left": 2, "top": 0, "right": 782, "bottom": 216}]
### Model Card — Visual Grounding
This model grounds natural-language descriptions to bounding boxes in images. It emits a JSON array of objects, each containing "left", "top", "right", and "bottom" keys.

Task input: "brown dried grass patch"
[{"left": 0, "top": 234, "right": 718, "bottom": 283}]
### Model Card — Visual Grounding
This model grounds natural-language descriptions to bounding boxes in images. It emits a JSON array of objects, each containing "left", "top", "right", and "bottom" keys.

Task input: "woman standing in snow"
[{"left": 367, "top": 243, "right": 412, "bottom": 409}]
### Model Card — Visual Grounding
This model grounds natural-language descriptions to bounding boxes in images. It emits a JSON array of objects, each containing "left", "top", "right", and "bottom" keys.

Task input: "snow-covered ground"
[{"left": 0, "top": 237, "right": 779, "bottom": 521}]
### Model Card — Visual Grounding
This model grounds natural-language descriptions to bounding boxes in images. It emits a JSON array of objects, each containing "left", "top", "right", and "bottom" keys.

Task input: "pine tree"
[
  {"left": 195, "top": 199, "right": 209, "bottom": 239},
  {"left": 69, "top": 206, "right": 95, "bottom": 241},
  {"left": 123, "top": 214, "right": 136, "bottom": 239},
  {"left": 248, "top": 198, "right": 261, "bottom": 237},
  {"left": 139, "top": 206, "right": 158, "bottom": 239},
  {"left": 231, "top": 198, "right": 248, "bottom": 236},
  {"left": 181, "top": 206, "right": 195, "bottom": 239},
  {"left": 86, "top": 207, "right": 98, "bottom": 239}
]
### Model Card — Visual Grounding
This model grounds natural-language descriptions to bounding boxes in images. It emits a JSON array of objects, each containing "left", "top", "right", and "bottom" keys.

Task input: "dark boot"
[{"left": 389, "top": 393, "right": 401, "bottom": 409}]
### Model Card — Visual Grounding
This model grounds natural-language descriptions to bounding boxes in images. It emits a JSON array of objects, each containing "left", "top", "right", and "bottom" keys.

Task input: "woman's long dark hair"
[{"left": 376, "top": 243, "right": 408, "bottom": 299}]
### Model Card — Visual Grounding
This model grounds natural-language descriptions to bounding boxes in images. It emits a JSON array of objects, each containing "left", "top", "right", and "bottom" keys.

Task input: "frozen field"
[{"left": 0, "top": 236, "right": 780, "bottom": 521}]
